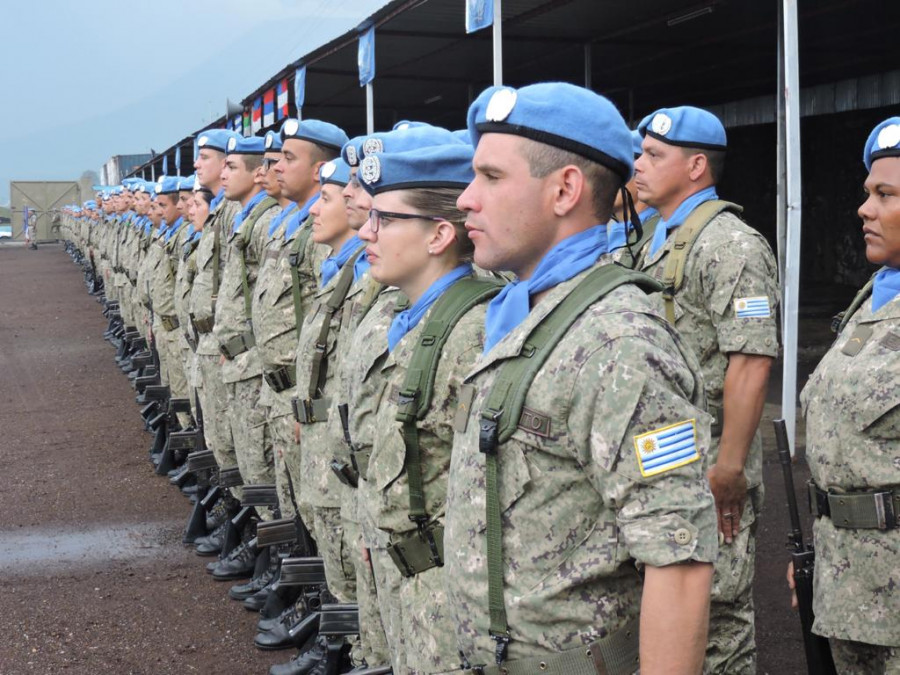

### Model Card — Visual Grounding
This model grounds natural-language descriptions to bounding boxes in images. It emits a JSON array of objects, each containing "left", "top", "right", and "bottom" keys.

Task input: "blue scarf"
[
  {"left": 388, "top": 265, "right": 473, "bottom": 352},
  {"left": 483, "top": 225, "right": 609, "bottom": 355},
  {"left": 872, "top": 267, "right": 900, "bottom": 313},
  {"left": 164, "top": 217, "right": 185, "bottom": 242},
  {"left": 284, "top": 194, "right": 320, "bottom": 240},
  {"left": 268, "top": 202, "right": 298, "bottom": 237},
  {"left": 210, "top": 188, "right": 225, "bottom": 212},
  {"left": 320, "top": 235, "right": 363, "bottom": 288},
  {"left": 647, "top": 187, "right": 718, "bottom": 257},
  {"left": 232, "top": 190, "right": 268, "bottom": 235}
]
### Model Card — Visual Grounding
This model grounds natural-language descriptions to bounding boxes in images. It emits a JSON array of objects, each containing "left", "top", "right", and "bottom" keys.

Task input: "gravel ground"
[{"left": 0, "top": 244, "right": 829, "bottom": 674}]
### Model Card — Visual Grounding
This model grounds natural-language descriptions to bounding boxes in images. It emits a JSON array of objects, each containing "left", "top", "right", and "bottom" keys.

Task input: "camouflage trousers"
[
  {"left": 704, "top": 488, "right": 762, "bottom": 675},
  {"left": 369, "top": 545, "right": 407, "bottom": 673},
  {"left": 830, "top": 638, "right": 900, "bottom": 674},
  {"left": 268, "top": 408, "right": 301, "bottom": 521},
  {"left": 345, "top": 518, "right": 391, "bottom": 668},
  {"left": 154, "top": 321, "right": 191, "bottom": 428},
  {"left": 311, "top": 506, "right": 357, "bottom": 604},
  {"left": 226, "top": 376, "right": 274, "bottom": 520},
  {"left": 196, "top": 353, "right": 239, "bottom": 499}
]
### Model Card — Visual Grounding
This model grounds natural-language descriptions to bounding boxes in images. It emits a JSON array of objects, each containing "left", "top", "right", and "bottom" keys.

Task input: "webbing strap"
[
  {"left": 289, "top": 215, "right": 315, "bottom": 339},
  {"left": 306, "top": 246, "right": 366, "bottom": 401},
  {"left": 395, "top": 277, "right": 503, "bottom": 523},
  {"left": 835, "top": 275, "right": 876, "bottom": 336},
  {"left": 477, "top": 264, "right": 662, "bottom": 662},
  {"left": 659, "top": 200, "right": 742, "bottom": 325},
  {"left": 238, "top": 197, "right": 277, "bottom": 320}
]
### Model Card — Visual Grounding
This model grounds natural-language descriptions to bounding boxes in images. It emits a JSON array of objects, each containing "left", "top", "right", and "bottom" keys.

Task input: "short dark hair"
[
  {"left": 311, "top": 142, "right": 340, "bottom": 164},
  {"left": 519, "top": 139, "right": 622, "bottom": 223},
  {"left": 681, "top": 147, "right": 726, "bottom": 183}
]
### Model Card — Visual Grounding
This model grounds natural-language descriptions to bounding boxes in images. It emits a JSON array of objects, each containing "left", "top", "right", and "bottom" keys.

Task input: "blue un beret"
[
  {"left": 133, "top": 181, "right": 155, "bottom": 195},
  {"left": 359, "top": 143, "right": 475, "bottom": 196},
  {"left": 392, "top": 120, "right": 432, "bottom": 131},
  {"left": 178, "top": 174, "right": 197, "bottom": 191},
  {"left": 280, "top": 118, "right": 349, "bottom": 152},
  {"left": 342, "top": 135, "right": 367, "bottom": 167},
  {"left": 226, "top": 135, "right": 266, "bottom": 155},
  {"left": 197, "top": 129, "right": 240, "bottom": 153},
  {"left": 319, "top": 158, "right": 352, "bottom": 187},
  {"left": 631, "top": 130, "right": 643, "bottom": 158},
  {"left": 264, "top": 130, "right": 283, "bottom": 152},
  {"left": 155, "top": 176, "right": 181, "bottom": 195},
  {"left": 638, "top": 106, "right": 727, "bottom": 151},
  {"left": 468, "top": 82, "right": 634, "bottom": 181},
  {"left": 83, "top": 200, "right": 97, "bottom": 209},
  {"left": 360, "top": 125, "right": 465, "bottom": 161},
  {"left": 863, "top": 117, "right": 900, "bottom": 171}
]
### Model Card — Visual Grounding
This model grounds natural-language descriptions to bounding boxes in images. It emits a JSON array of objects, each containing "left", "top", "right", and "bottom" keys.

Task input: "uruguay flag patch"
[
  {"left": 734, "top": 296, "right": 771, "bottom": 318},
  {"left": 633, "top": 420, "right": 700, "bottom": 477}
]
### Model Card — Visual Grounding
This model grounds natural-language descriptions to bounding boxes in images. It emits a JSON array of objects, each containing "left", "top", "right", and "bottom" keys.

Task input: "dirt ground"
[{"left": 0, "top": 244, "right": 832, "bottom": 674}]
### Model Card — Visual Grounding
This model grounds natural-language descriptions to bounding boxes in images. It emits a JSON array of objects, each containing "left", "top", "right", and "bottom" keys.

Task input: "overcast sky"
[{"left": 0, "top": 0, "right": 389, "bottom": 205}]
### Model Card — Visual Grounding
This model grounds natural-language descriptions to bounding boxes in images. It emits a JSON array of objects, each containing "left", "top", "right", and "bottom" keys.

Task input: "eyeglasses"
[
  {"left": 262, "top": 157, "right": 279, "bottom": 172},
  {"left": 367, "top": 208, "right": 445, "bottom": 234}
]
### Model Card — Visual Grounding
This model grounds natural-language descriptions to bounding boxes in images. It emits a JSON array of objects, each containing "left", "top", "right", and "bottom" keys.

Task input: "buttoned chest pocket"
[
  {"left": 850, "top": 340, "right": 900, "bottom": 440},
  {"left": 268, "top": 259, "right": 295, "bottom": 307}
]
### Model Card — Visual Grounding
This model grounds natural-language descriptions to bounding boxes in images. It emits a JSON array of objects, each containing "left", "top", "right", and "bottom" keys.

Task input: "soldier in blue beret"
[
  {"left": 446, "top": 82, "right": 717, "bottom": 673},
  {"left": 633, "top": 106, "right": 779, "bottom": 673}
]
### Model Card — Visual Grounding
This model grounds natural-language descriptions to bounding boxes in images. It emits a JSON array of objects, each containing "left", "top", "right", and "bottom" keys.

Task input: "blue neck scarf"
[
  {"left": 353, "top": 249, "right": 371, "bottom": 282},
  {"left": 483, "top": 225, "right": 609, "bottom": 355},
  {"left": 388, "top": 265, "right": 473, "bottom": 352},
  {"left": 210, "top": 188, "right": 225, "bottom": 212},
  {"left": 165, "top": 217, "right": 185, "bottom": 242},
  {"left": 647, "top": 187, "right": 718, "bottom": 257},
  {"left": 268, "top": 202, "right": 298, "bottom": 237},
  {"left": 872, "top": 268, "right": 900, "bottom": 313},
  {"left": 608, "top": 208, "right": 659, "bottom": 250},
  {"left": 284, "top": 193, "right": 320, "bottom": 240},
  {"left": 320, "top": 235, "right": 363, "bottom": 288},
  {"left": 142, "top": 217, "right": 152, "bottom": 236},
  {"left": 232, "top": 190, "right": 268, "bottom": 234}
]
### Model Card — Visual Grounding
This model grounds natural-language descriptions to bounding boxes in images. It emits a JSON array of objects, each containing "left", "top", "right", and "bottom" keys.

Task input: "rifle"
[{"left": 774, "top": 419, "right": 837, "bottom": 675}]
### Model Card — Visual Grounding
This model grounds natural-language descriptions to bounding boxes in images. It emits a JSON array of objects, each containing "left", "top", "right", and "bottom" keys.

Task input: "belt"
[
  {"left": 191, "top": 315, "right": 215, "bottom": 334},
  {"left": 264, "top": 366, "right": 296, "bottom": 393},
  {"left": 471, "top": 618, "right": 639, "bottom": 675},
  {"left": 810, "top": 482, "right": 899, "bottom": 530},
  {"left": 292, "top": 396, "right": 331, "bottom": 424},
  {"left": 386, "top": 522, "right": 444, "bottom": 577},
  {"left": 219, "top": 331, "right": 256, "bottom": 359},
  {"left": 159, "top": 314, "right": 180, "bottom": 332}
]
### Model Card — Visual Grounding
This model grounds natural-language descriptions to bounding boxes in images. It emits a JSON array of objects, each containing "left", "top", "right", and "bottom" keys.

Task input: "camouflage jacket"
[{"left": 444, "top": 264, "right": 718, "bottom": 664}]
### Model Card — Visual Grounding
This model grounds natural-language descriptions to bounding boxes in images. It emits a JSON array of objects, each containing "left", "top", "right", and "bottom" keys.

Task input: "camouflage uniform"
[
  {"left": 369, "top": 295, "right": 487, "bottom": 674},
  {"left": 190, "top": 197, "right": 241, "bottom": 491},
  {"left": 174, "top": 230, "right": 201, "bottom": 413},
  {"left": 801, "top": 276, "right": 900, "bottom": 673},
  {"left": 637, "top": 210, "right": 779, "bottom": 674},
  {"left": 213, "top": 198, "right": 278, "bottom": 503},
  {"left": 445, "top": 265, "right": 718, "bottom": 667}
]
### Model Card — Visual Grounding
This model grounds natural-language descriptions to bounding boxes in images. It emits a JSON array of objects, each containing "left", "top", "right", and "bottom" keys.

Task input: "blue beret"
[
  {"left": 280, "top": 118, "right": 349, "bottom": 152},
  {"left": 226, "top": 135, "right": 266, "bottom": 155},
  {"left": 359, "top": 143, "right": 474, "bottom": 196},
  {"left": 360, "top": 125, "right": 464, "bottom": 160},
  {"left": 342, "top": 135, "right": 367, "bottom": 167},
  {"left": 264, "top": 130, "right": 283, "bottom": 152},
  {"left": 863, "top": 117, "right": 900, "bottom": 171},
  {"left": 84, "top": 200, "right": 97, "bottom": 209},
  {"left": 178, "top": 174, "right": 197, "bottom": 191},
  {"left": 392, "top": 120, "right": 431, "bottom": 131},
  {"left": 197, "top": 129, "right": 240, "bottom": 153},
  {"left": 631, "top": 130, "right": 643, "bottom": 158},
  {"left": 467, "top": 83, "right": 634, "bottom": 181},
  {"left": 452, "top": 129, "right": 472, "bottom": 144},
  {"left": 638, "top": 106, "right": 727, "bottom": 151},
  {"left": 133, "top": 181, "right": 154, "bottom": 195},
  {"left": 154, "top": 176, "right": 181, "bottom": 195},
  {"left": 319, "top": 158, "right": 351, "bottom": 187}
]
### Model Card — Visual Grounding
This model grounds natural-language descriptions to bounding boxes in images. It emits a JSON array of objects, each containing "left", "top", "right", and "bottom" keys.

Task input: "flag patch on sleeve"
[
  {"left": 633, "top": 420, "right": 700, "bottom": 477},
  {"left": 733, "top": 296, "right": 771, "bottom": 318}
]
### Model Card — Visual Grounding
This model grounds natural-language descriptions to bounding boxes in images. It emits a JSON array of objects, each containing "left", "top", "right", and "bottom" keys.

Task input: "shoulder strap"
[
  {"left": 394, "top": 277, "right": 504, "bottom": 524},
  {"left": 289, "top": 216, "right": 315, "bottom": 339},
  {"left": 238, "top": 197, "right": 278, "bottom": 320},
  {"left": 622, "top": 211, "right": 660, "bottom": 269},
  {"left": 834, "top": 274, "right": 876, "bottom": 336},
  {"left": 477, "top": 263, "right": 661, "bottom": 660},
  {"left": 660, "top": 200, "right": 742, "bottom": 324}
]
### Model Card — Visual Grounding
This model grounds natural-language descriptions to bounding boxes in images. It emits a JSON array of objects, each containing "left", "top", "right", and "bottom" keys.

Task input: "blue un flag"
[
  {"left": 358, "top": 26, "right": 375, "bottom": 86},
  {"left": 466, "top": 0, "right": 494, "bottom": 33}
]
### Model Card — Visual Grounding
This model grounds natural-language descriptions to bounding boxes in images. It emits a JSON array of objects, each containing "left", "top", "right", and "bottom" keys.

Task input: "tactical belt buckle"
[
  {"left": 330, "top": 460, "right": 359, "bottom": 488},
  {"left": 288, "top": 252, "right": 301, "bottom": 268},
  {"left": 386, "top": 522, "right": 444, "bottom": 578},
  {"left": 874, "top": 491, "right": 896, "bottom": 530},
  {"left": 264, "top": 366, "right": 295, "bottom": 393},
  {"left": 479, "top": 409, "right": 502, "bottom": 455},
  {"left": 160, "top": 315, "right": 180, "bottom": 332},
  {"left": 298, "top": 399, "right": 315, "bottom": 424}
]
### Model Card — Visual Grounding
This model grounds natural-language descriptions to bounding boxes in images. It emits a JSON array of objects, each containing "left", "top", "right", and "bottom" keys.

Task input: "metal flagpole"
[
  {"left": 584, "top": 43, "right": 592, "bottom": 89},
  {"left": 493, "top": 0, "right": 503, "bottom": 86},
  {"left": 781, "top": 0, "right": 803, "bottom": 454},
  {"left": 776, "top": 1, "right": 787, "bottom": 302}
]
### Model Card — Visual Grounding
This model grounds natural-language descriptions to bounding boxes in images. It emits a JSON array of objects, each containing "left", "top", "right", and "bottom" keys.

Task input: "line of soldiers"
[{"left": 59, "top": 82, "right": 782, "bottom": 675}]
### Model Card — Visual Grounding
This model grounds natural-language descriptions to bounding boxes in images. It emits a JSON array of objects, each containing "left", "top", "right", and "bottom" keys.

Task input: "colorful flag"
[
  {"left": 294, "top": 66, "right": 306, "bottom": 112},
  {"left": 263, "top": 89, "right": 275, "bottom": 127},
  {"left": 466, "top": 0, "right": 494, "bottom": 33},
  {"left": 232, "top": 114, "right": 242, "bottom": 133},
  {"left": 277, "top": 78, "right": 289, "bottom": 119},
  {"left": 251, "top": 97, "right": 262, "bottom": 133},
  {"left": 358, "top": 26, "right": 375, "bottom": 86},
  {"left": 174, "top": 146, "right": 181, "bottom": 176},
  {"left": 243, "top": 111, "right": 251, "bottom": 137}
]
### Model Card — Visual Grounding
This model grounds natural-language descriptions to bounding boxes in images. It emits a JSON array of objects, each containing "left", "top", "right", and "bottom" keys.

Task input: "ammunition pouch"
[
  {"left": 318, "top": 604, "right": 360, "bottom": 637},
  {"left": 219, "top": 331, "right": 256, "bottom": 360},
  {"left": 350, "top": 448, "right": 371, "bottom": 481},
  {"left": 292, "top": 396, "right": 330, "bottom": 424},
  {"left": 280, "top": 557, "right": 327, "bottom": 587},
  {"left": 187, "top": 449, "right": 218, "bottom": 473},
  {"left": 264, "top": 366, "right": 296, "bottom": 393},
  {"left": 217, "top": 466, "right": 245, "bottom": 488},
  {"left": 159, "top": 314, "right": 180, "bottom": 332},
  {"left": 168, "top": 429, "right": 199, "bottom": 451},
  {"left": 386, "top": 522, "right": 445, "bottom": 578},
  {"left": 330, "top": 460, "right": 359, "bottom": 489},
  {"left": 257, "top": 517, "right": 301, "bottom": 548},
  {"left": 191, "top": 315, "right": 214, "bottom": 334},
  {"left": 241, "top": 484, "right": 279, "bottom": 508},
  {"left": 144, "top": 385, "right": 171, "bottom": 402},
  {"left": 810, "top": 482, "right": 899, "bottom": 530}
]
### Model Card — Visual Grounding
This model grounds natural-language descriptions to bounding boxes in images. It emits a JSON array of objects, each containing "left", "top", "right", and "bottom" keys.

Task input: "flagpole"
[
  {"left": 492, "top": 0, "right": 503, "bottom": 86},
  {"left": 366, "top": 83, "right": 374, "bottom": 134}
]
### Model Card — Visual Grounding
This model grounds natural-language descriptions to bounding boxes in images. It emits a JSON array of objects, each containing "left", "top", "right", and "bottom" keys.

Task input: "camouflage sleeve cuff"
[
  {"left": 716, "top": 317, "right": 779, "bottom": 357},
  {"left": 619, "top": 507, "right": 718, "bottom": 568}
]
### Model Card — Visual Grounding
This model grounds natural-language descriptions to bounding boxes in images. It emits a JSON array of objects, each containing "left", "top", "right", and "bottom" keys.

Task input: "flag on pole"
[
  {"left": 466, "top": 0, "right": 494, "bottom": 33},
  {"left": 358, "top": 25, "right": 375, "bottom": 86},
  {"left": 277, "top": 78, "right": 289, "bottom": 119},
  {"left": 162, "top": 155, "right": 168, "bottom": 175},
  {"left": 263, "top": 89, "right": 275, "bottom": 127},
  {"left": 243, "top": 111, "right": 251, "bottom": 136},
  {"left": 294, "top": 66, "right": 306, "bottom": 113},
  {"left": 232, "top": 114, "right": 242, "bottom": 133},
  {"left": 251, "top": 97, "right": 262, "bottom": 133}
]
